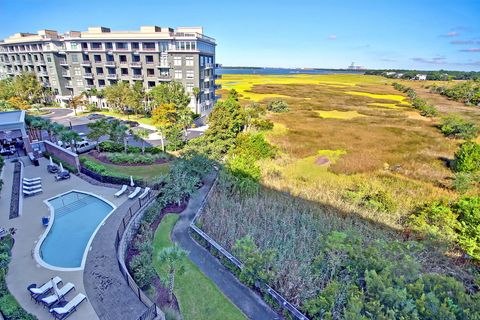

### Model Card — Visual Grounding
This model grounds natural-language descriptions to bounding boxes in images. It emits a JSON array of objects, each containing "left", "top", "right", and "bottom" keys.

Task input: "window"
[
  {"left": 131, "top": 42, "right": 139, "bottom": 49},
  {"left": 91, "top": 42, "right": 102, "bottom": 50},
  {"left": 105, "top": 42, "right": 113, "bottom": 50},
  {"left": 33, "top": 55, "right": 38, "bottom": 61},
  {"left": 71, "top": 54, "right": 78, "bottom": 63},
  {"left": 146, "top": 55, "right": 154, "bottom": 64},
  {"left": 76, "top": 79, "right": 84, "bottom": 85},
  {"left": 147, "top": 69, "right": 155, "bottom": 76},
  {"left": 186, "top": 70, "right": 194, "bottom": 79},
  {"left": 174, "top": 70, "right": 182, "bottom": 79},
  {"left": 186, "top": 83, "right": 193, "bottom": 93},
  {"left": 132, "top": 55, "right": 140, "bottom": 62},
  {"left": 119, "top": 55, "right": 127, "bottom": 63},
  {"left": 174, "top": 56, "right": 182, "bottom": 66},
  {"left": 200, "top": 56, "right": 204, "bottom": 66},
  {"left": 94, "top": 55, "right": 102, "bottom": 62},
  {"left": 74, "top": 68, "right": 81, "bottom": 76},
  {"left": 121, "top": 68, "right": 128, "bottom": 75},
  {"left": 82, "top": 42, "right": 88, "bottom": 49},
  {"left": 186, "top": 56, "right": 194, "bottom": 66},
  {"left": 99, "top": 79, "right": 105, "bottom": 86},
  {"left": 148, "top": 81, "right": 155, "bottom": 88},
  {"left": 116, "top": 42, "right": 128, "bottom": 50},
  {"left": 96, "top": 67, "right": 104, "bottom": 74},
  {"left": 47, "top": 57, "right": 52, "bottom": 63},
  {"left": 71, "top": 42, "right": 78, "bottom": 50}
]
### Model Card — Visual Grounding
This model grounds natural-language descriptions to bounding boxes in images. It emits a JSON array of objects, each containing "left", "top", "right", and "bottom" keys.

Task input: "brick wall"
[{"left": 43, "top": 140, "right": 80, "bottom": 171}]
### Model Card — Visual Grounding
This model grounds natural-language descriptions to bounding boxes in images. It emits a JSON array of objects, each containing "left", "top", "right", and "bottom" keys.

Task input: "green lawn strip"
[
  {"left": 153, "top": 214, "right": 246, "bottom": 320},
  {"left": 79, "top": 110, "right": 155, "bottom": 126},
  {"left": 81, "top": 154, "right": 170, "bottom": 181}
]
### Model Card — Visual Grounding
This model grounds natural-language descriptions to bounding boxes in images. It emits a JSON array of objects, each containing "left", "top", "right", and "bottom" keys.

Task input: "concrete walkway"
[
  {"left": 83, "top": 198, "right": 148, "bottom": 320},
  {"left": 171, "top": 174, "right": 280, "bottom": 320}
]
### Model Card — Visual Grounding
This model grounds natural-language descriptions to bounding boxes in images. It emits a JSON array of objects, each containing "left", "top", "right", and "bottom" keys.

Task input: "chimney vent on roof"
[
  {"left": 87, "top": 27, "right": 111, "bottom": 33},
  {"left": 140, "top": 26, "right": 162, "bottom": 33}
]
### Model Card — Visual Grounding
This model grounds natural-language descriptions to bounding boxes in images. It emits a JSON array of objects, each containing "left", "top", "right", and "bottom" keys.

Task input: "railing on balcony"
[
  {"left": 141, "top": 47, "right": 156, "bottom": 51},
  {"left": 83, "top": 73, "right": 93, "bottom": 78},
  {"left": 204, "top": 76, "right": 211, "bottom": 82},
  {"left": 158, "top": 74, "right": 171, "bottom": 81},
  {"left": 59, "top": 59, "right": 68, "bottom": 65},
  {"left": 119, "top": 61, "right": 128, "bottom": 66},
  {"left": 132, "top": 74, "right": 143, "bottom": 80},
  {"left": 157, "top": 61, "right": 170, "bottom": 68},
  {"left": 65, "top": 82, "right": 73, "bottom": 88},
  {"left": 145, "top": 61, "right": 154, "bottom": 65},
  {"left": 86, "top": 84, "right": 95, "bottom": 89},
  {"left": 205, "top": 63, "right": 213, "bottom": 69},
  {"left": 62, "top": 72, "right": 71, "bottom": 77},
  {"left": 81, "top": 60, "right": 91, "bottom": 66},
  {"left": 130, "top": 62, "right": 142, "bottom": 67},
  {"left": 105, "top": 61, "right": 116, "bottom": 67},
  {"left": 106, "top": 74, "right": 118, "bottom": 79}
]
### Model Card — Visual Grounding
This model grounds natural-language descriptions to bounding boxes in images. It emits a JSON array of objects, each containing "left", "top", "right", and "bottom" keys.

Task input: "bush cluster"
[
  {"left": 454, "top": 141, "right": 480, "bottom": 174},
  {"left": 0, "top": 236, "right": 37, "bottom": 320},
  {"left": 267, "top": 99, "right": 289, "bottom": 113},
  {"left": 440, "top": 115, "right": 479, "bottom": 140},
  {"left": 409, "top": 196, "right": 480, "bottom": 260},
  {"left": 411, "top": 97, "right": 438, "bottom": 117},
  {"left": 99, "top": 141, "right": 163, "bottom": 154},
  {"left": 80, "top": 157, "right": 131, "bottom": 180},
  {"left": 430, "top": 81, "right": 480, "bottom": 106},
  {"left": 105, "top": 152, "right": 166, "bottom": 165}
]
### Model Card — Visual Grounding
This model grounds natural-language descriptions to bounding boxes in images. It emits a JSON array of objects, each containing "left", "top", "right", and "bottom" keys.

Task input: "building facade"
[{"left": 0, "top": 26, "right": 221, "bottom": 117}]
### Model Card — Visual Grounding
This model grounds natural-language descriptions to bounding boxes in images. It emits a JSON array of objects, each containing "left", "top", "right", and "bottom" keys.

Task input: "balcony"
[
  {"left": 86, "top": 84, "right": 95, "bottom": 89},
  {"left": 204, "top": 76, "right": 211, "bottom": 82},
  {"left": 145, "top": 61, "right": 155, "bottom": 65},
  {"left": 132, "top": 74, "right": 143, "bottom": 80},
  {"left": 119, "top": 61, "right": 128, "bottom": 66},
  {"left": 38, "top": 60, "right": 46, "bottom": 65},
  {"left": 59, "top": 60, "right": 68, "bottom": 66},
  {"left": 106, "top": 74, "right": 118, "bottom": 80},
  {"left": 214, "top": 74, "right": 222, "bottom": 79},
  {"left": 26, "top": 60, "right": 34, "bottom": 65},
  {"left": 58, "top": 50, "right": 66, "bottom": 55},
  {"left": 83, "top": 73, "right": 93, "bottom": 78},
  {"left": 104, "top": 61, "right": 116, "bottom": 67},
  {"left": 81, "top": 60, "right": 91, "bottom": 66},
  {"left": 158, "top": 74, "right": 172, "bottom": 81},
  {"left": 62, "top": 71, "right": 71, "bottom": 77},
  {"left": 214, "top": 84, "right": 221, "bottom": 90},
  {"left": 141, "top": 47, "right": 156, "bottom": 51},
  {"left": 204, "top": 88, "right": 211, "bottom": 94},
  {"left": 130, "top": 62, "right": 142, "bottom": 68},
  {"left": 65, "top": 82, "right": 73, "bottom": 88},
  {"left": 38, "top": 71, "right": 48, "bottom": 76},
  {"left": 205, "top": 63, "right": 214, "bottom": 69},
  {"left": 157, "top": 61, "right": 170, "bottom": 68}
]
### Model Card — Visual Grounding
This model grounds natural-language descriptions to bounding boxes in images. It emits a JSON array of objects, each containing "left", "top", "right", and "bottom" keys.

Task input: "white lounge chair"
[
  {"left": 23, "top": 184, "right": 43, "bottom": 191},
  {"left": 139, "top": 187, "right": 150, "bottom": 200},
  {"left": 28, "top": 276, "right": 62, "bottom": 296},
  {"left": 41, "top": 282, "right": 75, "bottom": 307},
  {"left": 115, "top": 185, "right": 128, "bottom": 197},
  {"left": 128, "top": 187, "right": 142, "bottom": 199},
  {"left": 23, "top": 188, "right": 43, "bottom": 196},
  {"left": 50, "top": 293, "right": 87, "bottom": 319},
  {"left": 23, "top": 177, "right": 42, "bottom": 182},
  {"left": 23, "top": 180, "right": 42, "bottom": 186}
]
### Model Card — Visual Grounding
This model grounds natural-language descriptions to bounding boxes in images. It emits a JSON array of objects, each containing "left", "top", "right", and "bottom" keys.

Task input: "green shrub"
[
  {"left": 440, "top": 115, "right": 479, "bottom": 140},
  {"left": 453, "top": 172, "right": 476, "bottom": 193},
  {"left": 267, "top": 99, "right": 289, "bottom": 113},
  {"left": 454, "top": 197, "right": 480, "bottom": 260},
  {"left": 454, "top": 141, "right": 480, "bottom": 173},
  {"left": 99, "top": 141, "right": 164, "bottom": 154},
  {"left": 105, "top": 152, "right": 162, "bottom": 165},
  {"left": 129, "top": 252, "right": 156, "bottom": 289},
  {"left": 164, "top": 307, "right": 182, "bottom": 320}
]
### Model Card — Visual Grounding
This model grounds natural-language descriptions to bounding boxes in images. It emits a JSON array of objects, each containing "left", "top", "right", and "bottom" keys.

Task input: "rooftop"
[{"left": 0, "top": 111, "right": 25, "bottom": 125}]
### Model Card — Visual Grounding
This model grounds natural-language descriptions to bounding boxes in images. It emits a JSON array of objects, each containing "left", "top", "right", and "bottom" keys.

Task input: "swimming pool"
[{"left": 36, "top": 191, "right": 115, "bottom": 270}]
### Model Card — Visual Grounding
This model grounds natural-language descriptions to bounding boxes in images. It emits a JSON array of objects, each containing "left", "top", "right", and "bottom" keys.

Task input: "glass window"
[
  {"left": 186, "top": 70, "right": 194, "bottom": 79},
  {"left": 96, "top": 67, "right": 104, "bottom": 74},
  {"left": 186, "top": 83, "right": 193, "bottom": 93},
  {"left": 74, "top": 68, "right": 81, "bottom": 76},
  {"left": 131, "top": 42, "right": 139, "bottom": 49},
  {"left": 186, "top": 56, "right": 194, "bottom": 66},
  {"left": 71, "top": 54, "right": 78, "bottom": 63},
  {"left": 174, "top": 70, "right": 182, "bottom": 79},
  {"left": 174, "top": 56, "right": 182, "bottom": 66},
  {"left": 71, "top": 42, "right": 78, "bottom": 49}
]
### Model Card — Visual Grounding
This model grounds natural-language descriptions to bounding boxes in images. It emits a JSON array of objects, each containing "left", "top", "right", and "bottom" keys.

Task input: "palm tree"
[
  {"left": 156, "top": 246, "right": 188, "bottom": 303},
  {"left": 60, "top": 130, "right": 81, "bottom": 152},
  {"left": 69, "top": 94, "right": 85, "bottom": 116},
  {"left": 192, "top": 87, "right": 200, "bottom": 114},
  {"left": 130, "top": 128, "right": 150, "bottom": 154}
]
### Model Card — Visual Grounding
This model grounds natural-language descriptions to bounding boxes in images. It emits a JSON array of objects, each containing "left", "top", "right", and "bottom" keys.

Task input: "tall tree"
[
  {"left": 60, "top": 130, "right": 81, "bottom": 152},
  {"left": 13, "top": 72, "right": 43, "bottom": 103},
  {"left": 104, "top": 82, "right": 132, "bottom": 114},
  {"left": 150, "top": 81, "right": 190, "bottom": 109},
  {"left": 128, "top": 81, "right": 146, "bottom": 115},
  {"left": 130, "top": 128, "right": 150, "bottom": 154},
  {"left": 151, "top": 103, "right": 177, "bottom": 151},
  {"left": 108, "top": 119, "right": 128, "bottom": 147},
  {"left": 192, "top": 87, "right": 201, "bottom": 113},
  {"left": 156, "top": 246, "right": 188, "bottom": 303},
  {"left": 87, "top": 118, "right": 110, "bottom": 152},
  {"left": 69, "top": 94, "right": 85, "bottom": 116}
]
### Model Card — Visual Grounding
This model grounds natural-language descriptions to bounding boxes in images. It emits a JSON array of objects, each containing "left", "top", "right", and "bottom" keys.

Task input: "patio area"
[{"left": 0, "top": 156, "right": 126, "bottom": 320}]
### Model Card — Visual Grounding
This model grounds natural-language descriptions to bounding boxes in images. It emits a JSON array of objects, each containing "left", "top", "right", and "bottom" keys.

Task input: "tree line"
[{"left": 366, "top": 69, "right": 480, "bottom": 81}]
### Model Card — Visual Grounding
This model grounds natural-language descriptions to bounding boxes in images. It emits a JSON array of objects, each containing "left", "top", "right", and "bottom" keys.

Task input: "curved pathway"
[
  {"left": 83, "top": 198, "right": 147, "bottom": 320},
  {"left": 172, "top": 174, "right": 280, "bottom": 320}
]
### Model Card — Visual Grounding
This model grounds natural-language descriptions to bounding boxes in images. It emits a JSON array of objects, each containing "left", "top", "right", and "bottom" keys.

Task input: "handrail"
[{"left": 190, "top": 176, "right": 310, "bottom": 320}]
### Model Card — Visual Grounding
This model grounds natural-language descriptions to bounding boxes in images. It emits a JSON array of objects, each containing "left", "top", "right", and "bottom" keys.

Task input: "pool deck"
[{"left": 0, "top": 157, "right": 125, "bottom": 320}]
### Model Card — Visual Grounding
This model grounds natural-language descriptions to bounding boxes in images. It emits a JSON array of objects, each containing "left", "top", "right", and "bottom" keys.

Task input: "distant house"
[{"left": 415, "top": 74, "right": 427, "bottom": 81}]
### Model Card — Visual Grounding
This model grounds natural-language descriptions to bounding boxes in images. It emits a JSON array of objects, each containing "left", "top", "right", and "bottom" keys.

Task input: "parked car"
[
  {"left": 87, "top": 113, "right": 105, "bottom": 120},
  {"left": 123, "top": 120, "right": 140, "bottom": 127},
  {"left": 75, "top": 140, "right": 97, "bottom": 154}
]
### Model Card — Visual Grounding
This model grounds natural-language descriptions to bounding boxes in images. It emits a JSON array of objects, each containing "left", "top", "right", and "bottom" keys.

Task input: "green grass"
[
  {"left": 153, "top": 214, "right": 246, "bottom": 320},
  {"left": 79, "top": 110, "right": 155, "bottom": 126},
  {"left": 82, "top": 154, "right": 170, "bottom": 181}
]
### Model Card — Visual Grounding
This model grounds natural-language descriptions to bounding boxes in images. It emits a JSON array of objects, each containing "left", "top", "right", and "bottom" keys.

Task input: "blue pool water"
[{"left": 40, "top": 191, "right": 114, "bottom": 268}]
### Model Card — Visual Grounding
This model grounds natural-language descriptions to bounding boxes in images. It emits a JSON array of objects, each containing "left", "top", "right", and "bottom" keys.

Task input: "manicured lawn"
[
  {"left": 152, "top": 214, "right": 246, "bottom": 320},
  {"left": 79, "top": 110, "right": 155, "bottom": 126},
  {"left": 81, "top": 154, "right": 170, "bottom": 181}
]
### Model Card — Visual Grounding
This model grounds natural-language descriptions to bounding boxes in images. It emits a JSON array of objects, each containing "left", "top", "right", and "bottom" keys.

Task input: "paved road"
[{"left": 172, "top": 174, "right": 280, "bottom": 320}]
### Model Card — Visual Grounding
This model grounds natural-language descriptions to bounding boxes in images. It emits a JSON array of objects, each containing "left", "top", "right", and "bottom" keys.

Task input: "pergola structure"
[{"left": 0, "top": 110, "right": 32, "bottom": 155}]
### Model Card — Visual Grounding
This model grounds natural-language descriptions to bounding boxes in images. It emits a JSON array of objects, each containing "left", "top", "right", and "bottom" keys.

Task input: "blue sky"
[{"left": 1, "top": 0, "right": 479, "bottom": 70}]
